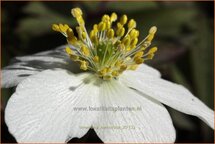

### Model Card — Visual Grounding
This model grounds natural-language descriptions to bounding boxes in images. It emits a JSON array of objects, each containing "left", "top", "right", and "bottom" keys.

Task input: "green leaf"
[
  {"left": 106, "top": 1, "right": 158, "bottom": 13},
  {"left": 82, "top": 1, "right": 101, "bottom": 11},
  {"left": 169, "top": 109, "right": 195, "bottom": 130},
  {"left": 131, "top": 6, "right": 198, "bottom": 39},
  {"left": 189, "top": 11, "right": 213, "bottom": 140},
  {"left": 17, "top": 2, "right": 75, "bottom": 37},
  {"left": 189, "top": 15, "right": 213, "bottom": 109},
  {"left": 170, "top": 64, "right": 192, "bottom": 90},
  {"left": 23, "top": 1, "right": 56, "bottom": 16}
]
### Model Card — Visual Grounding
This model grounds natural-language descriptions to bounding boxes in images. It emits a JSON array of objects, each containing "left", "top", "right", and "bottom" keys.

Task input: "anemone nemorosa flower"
[{"left": 2, "top": 8, "right": 214, "bottom": 143}]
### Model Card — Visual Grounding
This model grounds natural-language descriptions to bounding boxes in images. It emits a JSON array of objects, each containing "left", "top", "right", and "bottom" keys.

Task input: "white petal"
[
  {"left": 14, "top": 45, "right": 76, "bottom": 63},
  {"left": 15, "top": 46, "right": 67, "bottom": 63},
  {"left": 1, "top": 69, "right": 37, "bottom": 88},
  {"left": 121, "top": 71, "right": 214, "bottom": 129},
  {"left": 93, "top": 80, "right": 175, "bottom": 143},
  {"left": 135, "top": 63, "right": 161, "bottom": 78},
  {"left": 11, "top": 45, "right": 68, "bottom": 65},
  {"left": 5, "top": 69, "right": 100, "bottom": 142},
  {"left": 1, "top": 45, "right": 80, "bottom": 88}
]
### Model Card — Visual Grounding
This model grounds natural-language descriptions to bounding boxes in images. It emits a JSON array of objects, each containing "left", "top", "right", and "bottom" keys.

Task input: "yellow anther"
[
  {"left": 120, "top": 64, "right": 127, "bottom": 70},
  {"left": 80, "top": 61, "right": 88, "bottom": 70},
  {"left": 130, "top": 29, "right": 139, "bottom": 38},
  {"left": 66, "top": 28, "right": 74, "bottom": 38},
  {"left": 59, "top": 24, "right": 64, "bottom": 31},
  {"left": 59, "top": 24, "right": 69, "bottom": 33},
  {"left": 81, "top": 46, "right": 90, "bottom": 56},
  {"left": 112, "top": 71, "right": 119, "bottom": 77},
  {"left": 77, "top": 27, "right": 86, "bottom": 40},
  {"left": 149, "top": 26, "right": 157, "bottom": 34},
  {"left": 76, "top": 16, "right": 85, "bottom": 25},
  {"left": 120, "top": 15, "right": 128, "bottom": 25},
  {"left": 119, "top": 64, "right": 127, "bottom": 72},
  {"left": 103, "top": 75, "right": 112, "bottom": 80},
  {"left": 115, "top": 61, "right": 122, "bottom": 67},
  {"left": 128, "top": 65, "right": 139, "bottom": 70},
  {"left": 136, "top": 30, "right": 139, "bottom": 37},
  {"left": 134, "top": 57, "right": 144, "bottom": 64},
  {"left": 102, "top": 14, "right": 110, "bottom": 22},
  {"left": 82, "top": 32, "right": 87, "bottom": 39},
  {"left": 65, "top": 47, "right": 73, "bottom": 55},
  {"left": 110, "top": 12, "right": 117, "bottom": 22},
  {"left": 140, "top": 45, "right": 147, "bottom": 51},
  {"left": 98, "top": 22, "right": 106, "bottom": 31},
  {"left": 134, "top": 51, "right": 144, "bottom": 58},
  {"left": 114, "top": 40, "right": 121, "bottom": 47},
  {"left": 52, "top": 24, "right": 60, "bottom": 32},
  {"left": 148, "top": 47, "right": 158, "bottom": 54},
  {"left": 147, "top": 53, "right": 155, "bottom": 59},
  {"left": 90, "top": 35, "right": 98, "bottom": 44},
  {"left": 126, "top": 57, "right": 131, "bottom": 61},
  {"left": 116, "top": 27, "right": 125, "bottom": 37},
  {"left": 130, "top": 45, "right": 136, "bottom": 50},
  {"left": 147, "top": 33, "right": 154, "bottom": 42},
  {"left": 76, "top": 27, "right": 82, "bottom": 38},
  {"left": 99, "top": 68, "right": 108, "bottom": 76},
  {"left": 106, "top": 67, "right": 111, "bottom": 73},
  {"left": 93, "top": 55, "right": 99, "bottom": 62},
  {"left": 67, "top": 36, "right": 77, "bottom": 45},
  {"left": 107, "top": 29, "right": 114, "bottom": 39},
  {"left": 70, "top": 55, "right": 79, "bottom": 61},
  {"left": 130, "top": 38, "right": 138, "bottom": 46},
  {"left": 71, "top": 8, "right": 83, "bottom": 18},
  {"left": 117, "top": 22, "right": 123, "bottom": 28},
  {"left": 93, "top": 24, "right": 98, "bottom": 30},
  {"left": 64, "top": 24, "right": 69, "bottom": 30},
  {"left": 122, "top": 36, "right": 130, "bottom": 47},
  {"left": 90, "top": 31, "right": 95, "bottom": 39},
  {"left": 126, "top": 47, "right": 131, "bottom": 51},
  {"left": 133, "top": 56, "right": 139, "bottom": 62},
  {"left": 91, "top": 28, "right": 98, "bottom": 36},
  {"left": 118, "top": 44, "right": 125, "bottom": 51},
  {"left": 128, "top": 19, "right": 136, "bottom": 29},
  {"left": 106, "top": 21, "right": 111, "bottom": 29}
]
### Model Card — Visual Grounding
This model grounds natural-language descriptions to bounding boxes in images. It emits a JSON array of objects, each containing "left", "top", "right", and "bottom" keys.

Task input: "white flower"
[{"left": 2, "top": 8, "right": 214, "bottom": 143}]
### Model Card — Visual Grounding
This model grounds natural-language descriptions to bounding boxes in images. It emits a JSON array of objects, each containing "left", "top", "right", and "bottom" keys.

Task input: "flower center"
[{"left": 52, "top": 8, "right": 157, "bottom": 80}]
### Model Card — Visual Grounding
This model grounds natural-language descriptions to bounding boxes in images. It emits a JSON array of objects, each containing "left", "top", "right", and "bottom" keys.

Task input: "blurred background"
[{"left": 1, "top": 1, "right": 214, "bottom": 143}]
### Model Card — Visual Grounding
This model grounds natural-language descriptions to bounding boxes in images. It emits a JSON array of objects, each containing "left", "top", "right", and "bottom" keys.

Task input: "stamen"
[
  {"left": 53, "top": 7, "right": 158, "bottom": 80},
  {"left": 65, "top": 47, "right": 73, "bottom": 55},
  {"left": 128, "top": 19, "right": 136, "bottom": 29},
  {"left": 116, "top": 27, "right": 125, "bottom": 37},
  {"left": 110, "top": 13, "right": 117, "bottom": 22},
  {"left": 93, "top": 56, "right": 99, "bottom": 63},
  {"left": 71, "top": 8, "right": 83, "bottom": 18},
  {"left": 120, "top": 15, "right": 128, "bottom": 25},
  {"left": 148, "top": 47, "right": 158, "bottom": 54},
  {"left": 149, "top": 26, "right": 157, "bottom": 34},
  {"left": 52, "top": 24, "right": 60, "bottom": 32},
  {"left": 107, "top": 29, "right": 114, "bottom": 39},
  {"left": 81, "top": 46, "right": 90, "bottom": 56},
  {"left": 80, "top": 60, "right": 88, "bottom": 70}
]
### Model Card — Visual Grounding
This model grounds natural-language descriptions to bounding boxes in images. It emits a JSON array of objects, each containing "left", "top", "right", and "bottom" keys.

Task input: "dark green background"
[{"left": 1, "top": 1, "right": 214, "bottom": 143}]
